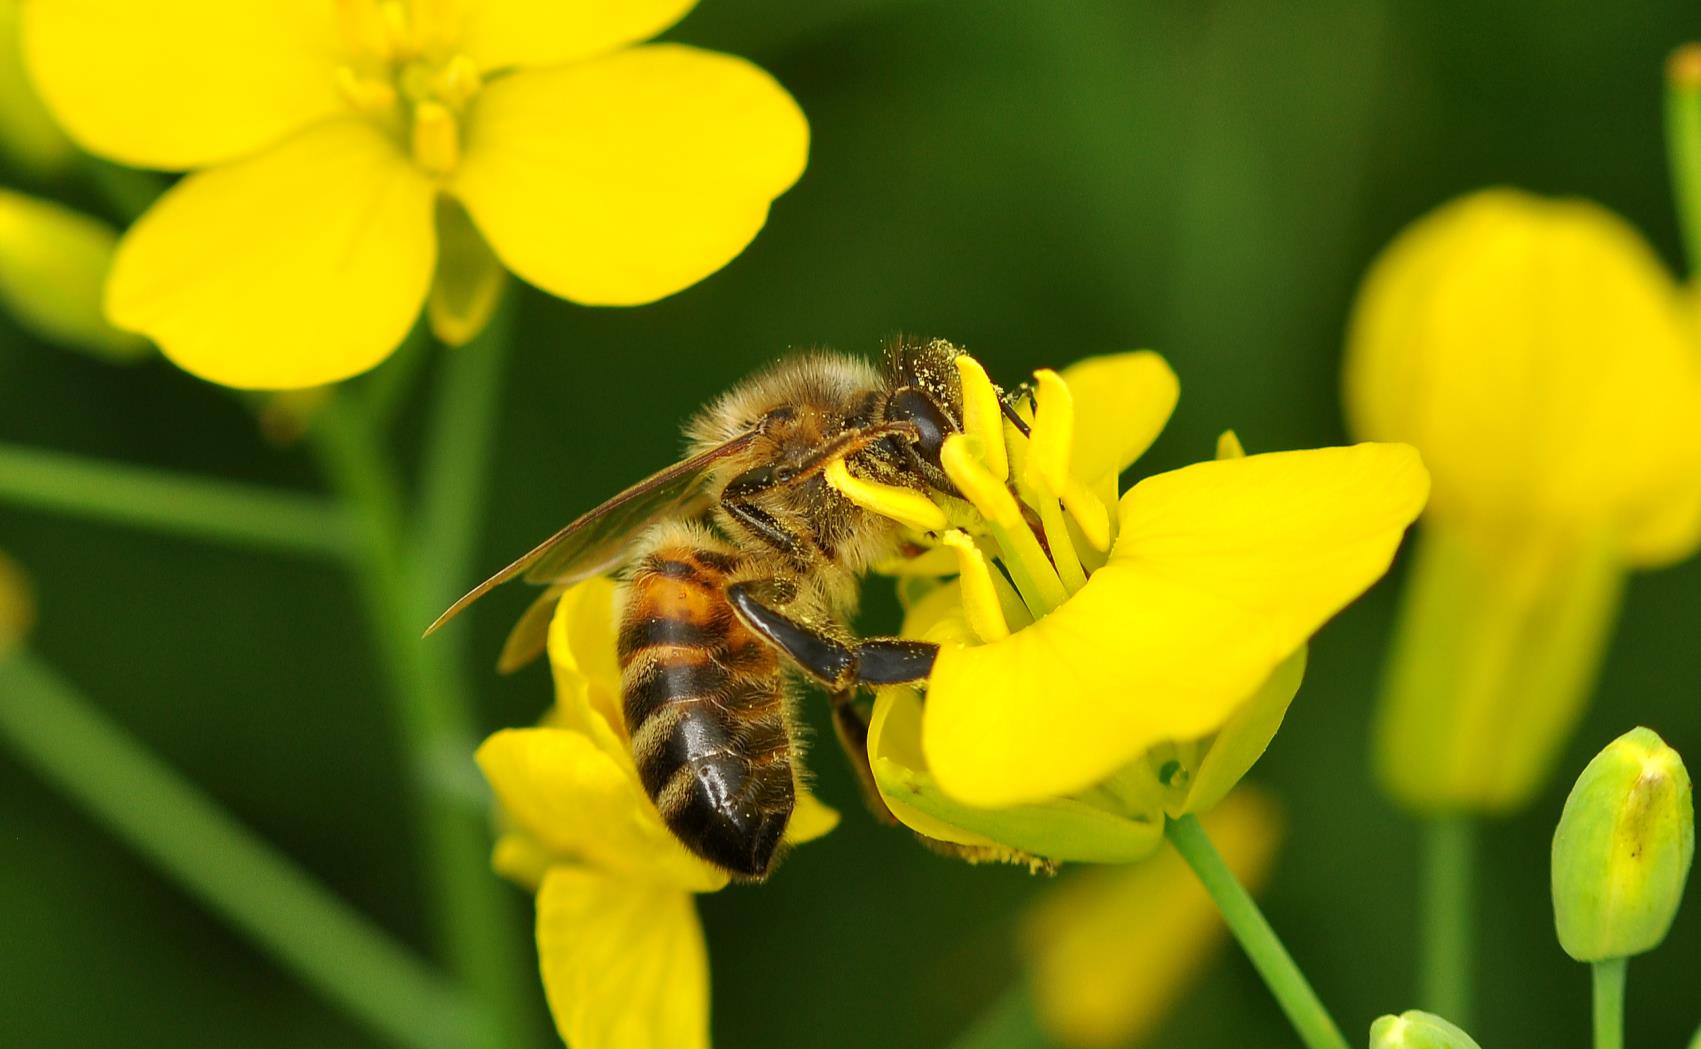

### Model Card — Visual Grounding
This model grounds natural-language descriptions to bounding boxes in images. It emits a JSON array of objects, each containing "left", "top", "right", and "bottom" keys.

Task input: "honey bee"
[{"left": 429, "top": 338, "right": 1028, "bottom": 879}]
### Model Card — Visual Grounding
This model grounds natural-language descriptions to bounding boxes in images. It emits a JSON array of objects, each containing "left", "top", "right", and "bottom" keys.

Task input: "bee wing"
[{"left": 424, "top": 430, "right": 761, "bottom": 636}]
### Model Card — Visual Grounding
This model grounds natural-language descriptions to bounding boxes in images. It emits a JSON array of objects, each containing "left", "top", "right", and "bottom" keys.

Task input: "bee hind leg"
[
  {"left": 829, "top": 690, "right": 899, "bottom": 826},
  {"left": 725, "top": 582, "right": 938, "bottom": 689}
]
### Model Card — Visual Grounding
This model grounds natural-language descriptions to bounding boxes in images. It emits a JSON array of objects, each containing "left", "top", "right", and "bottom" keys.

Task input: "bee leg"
[
  {"left": 726, "top": 582, "right": 939, "bottom": 689},
  {"left": 829, "top": 690, "right": 899, "bottom": 826}
]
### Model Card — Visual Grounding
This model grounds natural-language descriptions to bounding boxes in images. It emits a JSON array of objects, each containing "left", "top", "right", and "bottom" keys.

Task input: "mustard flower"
[
  {"left": 1020, "top": 788, "right": 1282, "bottom": 1049},
  {"left": 22, "top": 0, "right": 808, "bottom": 389},
  {"left": 833, "top": 351, "right": 1428, "bottom": 861},
  {"left": 1345, "top": 189, "right": 1701, "bottom": 813},
  {"left": 0, "top": 188, "right": 145, "bottom": 359},
  {"left": 476, "top": 576, "right": 836, "bottom": 1049}
]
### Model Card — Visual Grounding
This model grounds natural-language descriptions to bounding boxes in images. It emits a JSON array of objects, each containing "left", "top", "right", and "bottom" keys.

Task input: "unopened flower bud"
[
  {"left": 1368, "top": 1011, "right": 1482, "bottom": 1049},
  {"left": 0, "top": 189, "right": 146, "bottom": 359},
  {"left": 1551, "top": 727, "right": 1694, "bottom": 962}
]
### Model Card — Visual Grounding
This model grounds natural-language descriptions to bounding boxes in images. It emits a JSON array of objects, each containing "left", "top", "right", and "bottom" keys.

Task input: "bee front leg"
[{"left": 725, "top": 582, "right": 939, "bottom": 690}]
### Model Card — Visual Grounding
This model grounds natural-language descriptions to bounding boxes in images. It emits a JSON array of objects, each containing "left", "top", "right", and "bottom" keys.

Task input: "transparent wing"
[{"left": 424, "top": 431, "right": 759, "bottom": 636}]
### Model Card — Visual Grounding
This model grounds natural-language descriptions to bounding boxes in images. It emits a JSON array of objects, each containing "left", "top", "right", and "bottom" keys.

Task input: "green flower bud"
[
  {"left": 1551, "top": 727, "right": 1694, "bottom": 962},
  {"left": 0, "top": 189, "right": 146, "bottom": 360},
  {"left": 1369, "top": 1011, "right": 1482, "bottom": 1049}
]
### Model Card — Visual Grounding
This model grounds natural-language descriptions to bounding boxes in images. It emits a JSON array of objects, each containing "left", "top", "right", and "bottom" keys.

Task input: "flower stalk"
[
  {"left": 1592, "top": 957, "right": 1626, "bottom": 1049},
  {"left": 310, "top": 310, "right": 536, "bottom": 1049},
  {"left": 0, "top": 649, "right": 486, "bottom": 1049},
  {"left": 1418, "top": 815, "right": 1475, "bottom": 1024},
  {"left": 1164, "top": 815, "right": 1348, "bottom": 1049}
]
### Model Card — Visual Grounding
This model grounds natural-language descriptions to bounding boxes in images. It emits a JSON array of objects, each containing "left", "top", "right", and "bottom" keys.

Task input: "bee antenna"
[{"left": 997, "top": 388, "right": 1033, "bottom": 437}]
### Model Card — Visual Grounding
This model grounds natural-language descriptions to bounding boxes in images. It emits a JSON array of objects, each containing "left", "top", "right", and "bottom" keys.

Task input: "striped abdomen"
[{"left": 618, "top": 538, "right": 795, "bottom": 879}]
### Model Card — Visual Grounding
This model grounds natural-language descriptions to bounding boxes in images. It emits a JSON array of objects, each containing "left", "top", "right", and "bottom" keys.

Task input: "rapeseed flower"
[
  {"left": 0, "top": 0, "right": 71, "bottom": 176},
  {"left": 1020, "top": 788, "right": 1282, "bottom": 1048},
  {"left": 476, "top": 576, "right": 835, "bottom": 1049},
  {"left": 1345, "top": 189, "right": 1701, "bottom": 813},
  {"left": 22, "top": 0, "right": 808, "bottom": 389},
  {"left": 833, "top": 350, "right": 1428, "bottom": 860}
]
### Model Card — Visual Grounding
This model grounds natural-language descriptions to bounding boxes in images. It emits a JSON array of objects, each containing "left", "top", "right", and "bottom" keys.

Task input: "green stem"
[
  {"left": 0, "top": 649, "right": 487, "bottom": 1049},
  {"left": 1665, "top": 45, "right": 1701, "bottom": 272},
  {"left": 0, "top": 442, "right": 352, "bottom": 559},
  {"left": 1592, "top": 958, "right": 1626, "bottom": 1049},
  {"left": 1166, "top": 815, "right": 1349, "bottom": 1049},
  {"left": 1418, "top": 815, "right": 1475, "bottom": 1024},
  {"left": 311, "top": 326, "right": 535, "bottom": 1049}
]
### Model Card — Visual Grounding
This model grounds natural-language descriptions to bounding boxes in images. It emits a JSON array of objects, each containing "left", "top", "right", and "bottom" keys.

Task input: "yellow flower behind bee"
[
  {"left": 1345, "top": 189, "right": 1701, "bottom": 813},
  {"left": 835, "top": 350, "right": 1427, "bottom": 862},
  {"left": 22, "top": 0, "right": 808, "bottom": 389},
  {"left": 1020, "top": 789, "right": 1282, "bottom": 1049},
  {"left": 476, "top": 576, "right": 835, "bottom": 1049},
  {"left": 0, "top": 188, "right": 146, "bottom": 359}
]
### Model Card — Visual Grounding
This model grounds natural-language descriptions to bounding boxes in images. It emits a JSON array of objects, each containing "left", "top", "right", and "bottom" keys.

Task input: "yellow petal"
[
  {"left": 546, "top": 576, "right": 632, "bottom": 767},
  {"left": 21, "top": 0, "right": 341, "bottom": 169},
  {"left": 107, "top": 119, "right": 436, "bottom": 389},
  {"left": 1022, "top": 789, "right": 1282, "bottom": 1049},
  {"left": 1344, "top": 189, "right": 1701, "bottom": 552},
  {"left": 536, "top": 868, "right": 709, "bottom": 1049},
  {"left": 0, "top": 190, "right": 147, "bottom": 360},
  {"left": 1057, "top": 351, "right": 1179, "bottom": 484},
  {"left": 869, "top": 687, "right": 1163, "bottom": 863},
  {"left": 490, "top": 829, "right": 553, "bottom": 892},
  {"left": 454, "top": 44, "right": 806, "bottom": 306},
  {"left": 476, "top": 727, "right": 727, "bottom": 891},
  {"left": 925, "top": 443, "right": 1429, "bottom": 806},
  {"left": 784, "top": 786, "right": 840, "bottom": 845},
  {"left": 459, "top": 0, "right": 696, "bottom": 72}
]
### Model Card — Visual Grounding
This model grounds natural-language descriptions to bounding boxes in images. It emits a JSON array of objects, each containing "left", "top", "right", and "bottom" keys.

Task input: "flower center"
[
  {"left": 827, "top": 353, "right": 1115, "bottom": 642},
  {"left": 334, "top": 0, "right": 480, "bottom": 176}
]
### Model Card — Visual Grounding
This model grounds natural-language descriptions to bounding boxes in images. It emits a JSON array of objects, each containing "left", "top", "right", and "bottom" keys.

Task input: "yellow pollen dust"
[{"left": 334, "top": 0, "right": 480, "bottom": 176}]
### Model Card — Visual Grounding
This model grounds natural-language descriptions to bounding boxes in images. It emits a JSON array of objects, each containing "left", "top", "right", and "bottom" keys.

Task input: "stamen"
[
  {"left": 1023, "top": 369, "right": 1074, "bottom": 497},
  {"left": 379, "top": 0, "right": 418, "bottom": 59},
  {"left": 1059, "top": 479, "right": 1111, "bottom": 552},
  {"left": 335, "top": 67, "right": 398, "bottom": 112},
  {"left": 335, "top": 0, "right": 393, "bottom": 62},
  {"left": 434, "top": 54, "right": 482, "bottom": 108},
  {"left": 1216, "top": 429, "right": 1246, "bottom": 460},
  {"left": 411, "top": 101, "right": 461, "bottom": 175},
  {"left": 953, "top": 355, "right": 1008, "bottom": 482},
  {"left": 941, "top": 434, "right": 1069, "bottom": 616},
  {"left": 941, "top": 530, "right": 1010, "bottom": 642},
  {"left": 825, "top": 458, "right": 948, "bottom": 533}
]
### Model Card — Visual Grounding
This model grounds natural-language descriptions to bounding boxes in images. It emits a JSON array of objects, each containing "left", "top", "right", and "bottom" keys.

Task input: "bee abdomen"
[{"left": 619, "top": 542, "right": 794, "bottom": 879}]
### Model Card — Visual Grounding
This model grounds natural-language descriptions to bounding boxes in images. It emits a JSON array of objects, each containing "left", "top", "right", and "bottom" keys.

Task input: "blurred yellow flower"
[
  {"left": 477, "top": 577, "right": 835, "bottom": 1049},
  {"left": 0, "top": 549, "right": 33, "bottom": 656},
  {"left": 0, "top": 188, "right": 146, "bottom": 359},
  {"left": 22, "top": 0, "right": 808, "bottom": 389},
  {"left": 1021, "top": 789, "right": 1282, "bottom": 1049},
  {"left": 833, "top": 351, "right": 1426, "bottom": 861},
  {"left": 1345, "top": 189, "right": 1701, "bottom": 813}
]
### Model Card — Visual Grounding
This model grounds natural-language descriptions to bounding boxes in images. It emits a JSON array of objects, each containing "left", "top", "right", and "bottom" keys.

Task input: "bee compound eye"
[{"left": 886, "top": 388, "right": 950, "bottom": 466}]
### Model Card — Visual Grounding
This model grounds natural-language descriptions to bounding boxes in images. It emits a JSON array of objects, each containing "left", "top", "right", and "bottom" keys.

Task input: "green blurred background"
[{"left": 4, "top": 2, "right": 1700, "bottom": 1046}]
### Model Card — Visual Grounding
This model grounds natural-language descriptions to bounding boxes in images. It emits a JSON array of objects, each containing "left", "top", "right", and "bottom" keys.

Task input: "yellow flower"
[
  {"left": 0, "top": 188, "right": 146, "bottom": 359},
  {"left": 834, "top": 350, "right": 1428, "bottom": 860},
  {"left": 476, "top": 576, "right": 836, "bottom": 1049},
  {"left": 1020, "top": 789, "right": 1282, "bottom": 1049},
  {"left": 22, "top": 0, "right": 808, "bottom": 389},
  {"left": 1344, "top": 189, "right": 1701, "bottom": 813}
]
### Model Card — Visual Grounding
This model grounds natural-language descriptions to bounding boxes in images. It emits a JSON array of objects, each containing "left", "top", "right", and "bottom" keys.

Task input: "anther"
[{"left": 411, "top": 102, "right": 461, "bottom": 175}]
